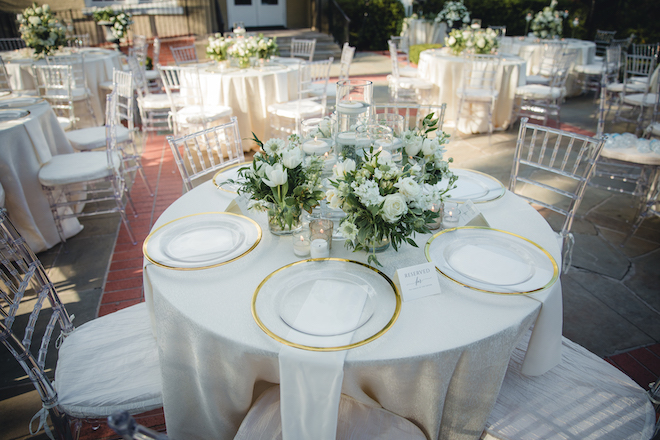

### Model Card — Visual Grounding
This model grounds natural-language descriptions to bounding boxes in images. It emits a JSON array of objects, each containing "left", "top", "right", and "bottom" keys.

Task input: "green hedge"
[
  {"left": 409, "top": 44, "right": 443, "bottom": 64},
  {"left": 337, "top": 0, "right": 405, "bottom": 51}
]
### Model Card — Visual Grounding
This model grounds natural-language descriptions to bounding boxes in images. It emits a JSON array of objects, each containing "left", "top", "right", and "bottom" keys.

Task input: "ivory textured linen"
[
  {"left": 3, "top": 47, "right": 122, "bottom": 119},
  {"left": 195, "top": 65, "right": 298, "bottom": 148},
  {"left": 0, "top": 99, "right": 82, "bottom": 252},
  {"left": 417, "top": 49, "right": 526, "bottom": 133},
  {"left": 143, "top": 175, "right": 563, "bottom": 440},
  {"left": 405, "top": 19, "right": 448, "bottom": 45}
]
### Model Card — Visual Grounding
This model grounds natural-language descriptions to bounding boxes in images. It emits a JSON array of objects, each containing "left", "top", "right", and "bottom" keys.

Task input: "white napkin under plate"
[{"left": 279, "top": 280, "right": 368, "bottom": 440}]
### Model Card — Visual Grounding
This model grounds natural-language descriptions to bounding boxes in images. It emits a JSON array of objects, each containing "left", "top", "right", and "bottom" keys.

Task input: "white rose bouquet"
[
  {"left": 434, "top": 0, "right": 471, "bottom": 29},
  {"left": 17, "top": 3, "right": 67, "bottom": 58},
  {"left": 446, "top": 28, "right": 498, "bottom": 55},
  {"left": 228, "top": 36, "right": 259, "bottom": 68},
  {"left": 206, "top": 33, "right": 231, "bottom": 62},
  {"left": 92, "top": 6, "right": 133, "bottom": 40},
  {"left": 256, "top": 34, "right": 278, "bottom": 59},
  {"left": 531, "top": 0, "right": 563, "bottom": 39},
  {"left": 236, "top": 134, "right": 325, "bottom": 233}
]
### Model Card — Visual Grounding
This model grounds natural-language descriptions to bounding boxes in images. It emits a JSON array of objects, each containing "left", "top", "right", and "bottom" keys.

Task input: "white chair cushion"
[
  {"left": 606, "top": 82, "right": 646, "bottom": 93},
  {"left": 574, "top": 63, "right": 603, "bottom": 75},
  {"left": 174, "top": 105, "right": 232, "bottom": 125},
  {"left": 66, "top": 126, "right": 130, "bottom": 151},
  {"left": 398, "top": 65, "right": 419, "bottom": 78},
  {"left": 515, "top": 84, "right": 563, "bottom": 99},
  {"left": 99, "top": 80, "right": 114, "bottom": 91},
  {"left": 525, "top": 75, "right": 550, "bottom": 85},
  {"left": 38, "top": 150, "right": 122, "bottom": 186},
  {"left": 268, "top": 99, "right": 325, "bottom": 119},
  {"left": 457, "top": 88, "right": 499, "bottom": 101},
  {"left": 57, "top": 116, "right": 72, "bottom": 131},
  {"left": 234, "top": 385, "right": 427, "bottom": 440},
  {"left": 396, "top": 76, "right": 434, "bottom": 90},
  {"left": 45, "top": 87, "right": 91, "bottom": 101},
  {"left": 55, "top": 303, "right": 163, "bottom": 419},
  {"left": 622, "top": 92, "right": 657, "bottom": 106},
  {"left": 484, "top": 332, "right": 655, "bottom": 439},
  {"left": 145, "top": 70, "right": 159, "bottom": 81},
  {"left": 138, "top": 93, "right": 180, "bottom": 110}
]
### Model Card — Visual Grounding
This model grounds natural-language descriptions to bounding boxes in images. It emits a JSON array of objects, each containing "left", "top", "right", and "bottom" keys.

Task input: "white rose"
[
  {"left": 333, "top": 159, "right": 356, "bottom": 177},
  {"left": 381, "top": 193, "right": 407, "bottom": 223},
  {"left": 477, "top": 37, "right": 486, "bottom": 48},
  {"left": 43, "top": 4, "right": 50, "bottom": 12},
  {"left": 447, "top": 36, "right": 456, "bottom": 46},
  {"left": 394, "top": 177, "right": 421, "bottom": 202},
  {"left": 281, "top": 148, "right": 303, "bottom": 169},
  {"left": 28, "top": 16, "right": 41, "bottom": 25},
  {"left": 326, "top": 188, "right": 342, "bottom": 209},
  {"left": 262, "top": 163, "right": 287, "bottom": 187},
  {"left": 404, "top": 136, "right": 423, "bottom": 156},
  {"left": 34, "top": 7, "right": 42, "bottom": 14}
]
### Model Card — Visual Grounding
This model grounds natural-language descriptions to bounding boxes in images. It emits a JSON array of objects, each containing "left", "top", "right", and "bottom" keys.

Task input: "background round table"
[
  {"left": 417, "top": 49, "right": 526, "bottom": 134},
  {"left": 143, "top": 176, "right": 562, "bottom": 440}
]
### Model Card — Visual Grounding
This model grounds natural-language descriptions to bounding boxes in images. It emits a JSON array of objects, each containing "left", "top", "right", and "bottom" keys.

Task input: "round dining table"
[
  {"left": 0, "top": 97, "right": 82, "bottom": 252},
  {"left": 2, "top": 47, "right": 123, "bottom": 120},
  {"left": 142, "top": 170, "right": 563, "bottom": 440},
  {"left": 417, "top": 49, "right": 526, "bottom": 134},
  {"left": 196, "top": 59, "right": 300, "bottom": 148}
]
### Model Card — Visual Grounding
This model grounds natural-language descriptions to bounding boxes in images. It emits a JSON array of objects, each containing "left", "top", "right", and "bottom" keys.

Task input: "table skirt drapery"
[
  {"left": 417, "top": 50, "right": 526, "bottom": 134},
  {"left": 143, "top": 176, "right": 563, "bottom": 440},
  {"left": 195, "top": 65, "right": 299, "bottom": 149},
  {"left": 0, "top": 100, "right": 82, "bottom": 252}
]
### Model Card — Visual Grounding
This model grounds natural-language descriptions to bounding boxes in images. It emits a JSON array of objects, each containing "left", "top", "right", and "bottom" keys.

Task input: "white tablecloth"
[
  {"left": 0, "top": 99, "right": 82, "bottom": 252},
  {"left": 197, "top": 63, "right": 299, "bottom": 148},
  {"left": 418, "top": 49, "right": 526, "bottom": 133},
  {"left": 3, "top": 47, "right": 122, "bottom": 120},
  {"left": 143, "top": 176, "right": 563, "bottom": 440}
]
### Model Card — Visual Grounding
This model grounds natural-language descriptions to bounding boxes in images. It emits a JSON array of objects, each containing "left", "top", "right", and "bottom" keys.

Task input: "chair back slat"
[
  {"left": 0, "top": 55, "right": 10, "bottom": 91},
  {"left": 375, "top": 102, "right": 447, "bottom": 131},
  {"left": 290, "top": 38, "right": 316, "bottom": 61},
  {"left": 0, "top": 38, "right": 26, "bottom": 51},
  {"left": 46, "top": 54, "right": 87, "bottom": 89},
  {"left": 166, "top": 117, "right": 245, "bottom": 191},
  {"left": 171, "top": 44, "right": 198, "bottom": 65}
]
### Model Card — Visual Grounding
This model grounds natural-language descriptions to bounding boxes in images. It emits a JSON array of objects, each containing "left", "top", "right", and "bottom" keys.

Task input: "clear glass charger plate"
[
  {"left": 445, "top": 169, "right": 505, "bottom": 203},
  {"left": 0, "top": 97, "right": 42, "bottom": 108},
  {"left": 143, "top": 212, "right": 261, "bottom": 270},
  {"left": 252, "top": 258, "right": 402, "bottom": 351},
  {"left": 213, "top": 162, "right": 250, "bottom": 193},
  {"left": 425, "top": 226, "right": 558, "bottom": 295},
  {"left": 0, "top": 109, "right": 29, "bottom": 121},
  {"left": 0, "top": 91, "right": 12, "bottom": 99}
]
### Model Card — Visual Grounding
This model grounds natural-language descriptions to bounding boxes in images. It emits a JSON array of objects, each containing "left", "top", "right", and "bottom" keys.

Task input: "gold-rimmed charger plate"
[
  {"left": 143, "top": 212, "right": 261, "bottom": 270},
  {"left": 425, "top": 226, "right": 558, "bottom": 295},
  {"left": 0, "top": 97, "right": 43, "bottom": 108},
  {"left": 0, "top": 109, "right": 29, "bottom": 122},
  {"left": 446, "top": 169, "right": 505, "bottom": 204},
  {"left": 212, "top": 161, "right": 251, "bottom": 193},
  {"left": 252, "top": 258, "right": 401, "bottom": 351}
]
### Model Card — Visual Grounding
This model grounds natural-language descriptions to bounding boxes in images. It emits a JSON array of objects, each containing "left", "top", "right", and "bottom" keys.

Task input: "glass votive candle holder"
[
  {"left": 292, "top": 228, "right": 311, "bottom": 257},
  {"left": 309, "top": 218, "right": 333, "bottom": 250},
  {"left": 442, "top": 202, "right": 461, "bottom": 229},
  {"left": 428, "top": 202, "right": 444, "bottom": 230}
]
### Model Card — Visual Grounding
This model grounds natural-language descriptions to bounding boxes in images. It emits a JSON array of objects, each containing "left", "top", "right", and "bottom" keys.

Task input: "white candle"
[
  {"left": 337, "top": 100, "right": 362, "bottom": 109},
  {"left": 310, "top": 239, "right": 329, "bottom": 258},
  {"left": 302, "top": 139, "right": 330, "bottom": 155},
  {"left": 293, "top": 235, "right": 310, "bottom": 257},
  {"left": 443, "top": 203, "right": 460, "bottom": 228},
  {"left": 337, "top": 132, "right": 357, "bottom": 145}
]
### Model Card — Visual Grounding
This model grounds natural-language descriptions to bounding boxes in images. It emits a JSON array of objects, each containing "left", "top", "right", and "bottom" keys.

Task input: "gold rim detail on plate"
[
  {"left": 212, "top": 161, "right": 252, "bottom": 193},
  {"left": 251, "top": 258, "right": 402, "bottom": 352},
  {"left": 424, "top": 226, "right": 559, "bottom": 295},
  {"left": 143, "top": 211, "right": 262, "bottom": 270},
  {"left": 447, "top": 168, "right": 506, "bottom": 204}
]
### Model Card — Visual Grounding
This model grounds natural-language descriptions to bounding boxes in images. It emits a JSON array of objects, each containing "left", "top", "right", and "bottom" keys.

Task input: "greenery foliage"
[
  {"left": 17, "top": 3, "right": 66, "bottom": 58},
  {"left": 409, "top": 44, "right": 442, "bottom": 64},
  {"left": 336, "top": 0, "right": 405, "bottom": 51}
]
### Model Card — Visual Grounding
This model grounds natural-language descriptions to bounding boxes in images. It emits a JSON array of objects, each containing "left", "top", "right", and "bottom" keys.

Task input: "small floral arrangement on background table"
[
  {"left": 17, "top": 3, "right": 67, "bottom": 58},
  {"left": 92, "top": 6, "right": 133, "bottom": 40},
  {"left": 206, "top": 33, "right": 231, "bottom": 62},
  {"left": 531, "top": 0, "right": 563, "bottom": 39},
  {"left": 207, "top": 34, "right": 278, "bottom": 67},
  {"left": 434, "top": 0, "right": 471, "bottom": 29},
  {"left": 326, "top": 114, "right": 457, "bottom": 266},
  {"left": 446, "top": 28, "right": 499, "bottom": 56},
  {"left": 236, "top": 134, "right": 325, "bottom": 234},
  {"left": 256, "top": 34, "right": 278, "bottom": 60}
]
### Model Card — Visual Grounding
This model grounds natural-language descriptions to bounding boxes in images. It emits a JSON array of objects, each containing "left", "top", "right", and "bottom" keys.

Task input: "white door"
[{"left": 227, "top": 0, "right": 286, "bottom": 28}]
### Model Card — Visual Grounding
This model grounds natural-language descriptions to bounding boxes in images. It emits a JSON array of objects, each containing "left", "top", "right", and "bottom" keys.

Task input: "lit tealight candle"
[
  {"left": 337, "top": 100, "right": 362, "bottom": 109},
  {"left": 310, "top": 239, "right": 329, "bottom": 258},
  {"left": 428, "top": 203, "right": 443, "bottom": 230},
  {"left": 293, "top": 230, "right": 311, "bottom": 257},
  {"left": 443, "top": 203, "right": 460, "bottom": 229},
  {"left": 302, "top": 138, "right": 330, "bottom": 155}
]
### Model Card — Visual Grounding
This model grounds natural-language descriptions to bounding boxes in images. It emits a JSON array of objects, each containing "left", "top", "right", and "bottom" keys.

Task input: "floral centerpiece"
[
  {"left": 236, "top": 134, "right": 325, "bottom": 234},
  {"left": 530, "top": 0, "right": 563, "bottom": 39},
  {"left": 434, "top": 0, "right": 471, "bottom": 29},
  {"left": 446, "top": 28, "right": 498, "bottom": 56},
  {"left": 256, "top": 34, "right": 278, "bottom": 60},
  {"left": 92, "top": 6, "right": 133, "bottom": 40},
  {"left": 227, "top": 36, "right": 258, "bottom": 68},
  {"left": 326, "top": 114, "right": 457, "bottom": 266},
  {"left": 206, "top": 33, "right": 231, "bottom": 62},
  {"left": 16, "top": 3, "right": 67, "bottom": 58}
]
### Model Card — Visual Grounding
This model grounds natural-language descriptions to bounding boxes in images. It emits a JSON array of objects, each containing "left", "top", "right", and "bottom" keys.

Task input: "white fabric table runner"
[
  {"left": 143, "top": 179, "right": 562, "bottom": 440},
  {"left": 417, "top": 49, "right": 527, "bottom": 134}
]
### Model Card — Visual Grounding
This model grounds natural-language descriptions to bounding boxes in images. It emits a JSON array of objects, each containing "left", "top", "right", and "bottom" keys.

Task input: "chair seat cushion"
[
  {"left": 398, "top": 65, "right": 419, "bottom": 78},
  {"left": 525, "top": 75, "right": 550, "bottom": 85},
  {"left": 606, "top": 82, "right": 646, "bottom": 93},
  {"left": 622, "top": 92, "right": 657, "bottom": 106},
  {"left": 268, "top": 99, "right": 325, "bottom": 118},
  {"left": 66, "top": 126, "right": 130, "bottom": 151},
  {"left": 99, "top": 80, "right": 114, "bottom": 91},
  {"left": 515, "top": 84, "right": 563, "bottom": 99},
  {"left": 234, "top": 385, "right": 427, "bottom": 440},
  {"left": 145, "top": 70, "right": 160, "bottom": 81},
  {"left": 45, "top": 87, "right": 91, "bottom": 101},
  {"left": 457, "top": 88, "right": 499, "bottom": 101},
  {"left": 138, "top": 93, "right": 181, "bottom": 110},
  {"left": 174, "top": 105, "right": 232, "bottom": 125},
  {"left": 392, "top": 76, "right": 434, "bottom": 90},
  {"left": 574, "top": 63, "right": 603, "bottom": 75},
  {"left": 55, "top": 303, "right": 163, "bottom": 419},
  {"left": 38, "top": 150, "right": 122, "bottom": 186}
]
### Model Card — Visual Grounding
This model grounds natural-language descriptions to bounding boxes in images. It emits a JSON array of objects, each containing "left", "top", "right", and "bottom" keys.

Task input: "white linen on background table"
[
  {"left": 143, "top": 177, "right": 563, "bottom": 440},
  {"left": 196, "top": 66, "right": 299, "bottom": 149},
  {"left": 0, "top": 100, "right": 82, "bottom": 252},
  {"left": 405, "top": 19, "right": 447, "bottom": 45},
  {"left": 417, "top": 49, "right": 526, "bottom": 133}
]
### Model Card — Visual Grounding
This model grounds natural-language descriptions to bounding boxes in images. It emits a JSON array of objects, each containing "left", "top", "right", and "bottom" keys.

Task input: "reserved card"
[{"left": 395, "top": 262, "right": 442, "bottom": 302}]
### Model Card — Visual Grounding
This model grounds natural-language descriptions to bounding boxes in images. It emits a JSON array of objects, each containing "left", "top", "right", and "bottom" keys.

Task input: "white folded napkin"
[
  {"left": 279, "top": 280, "right": 368, "bottom": 440},
  {"left": 448, "top": 244, "right": 532, "bottom": 286}
]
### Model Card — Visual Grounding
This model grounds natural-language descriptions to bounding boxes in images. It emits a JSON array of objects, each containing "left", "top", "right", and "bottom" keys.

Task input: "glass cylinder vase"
[
  {"left": 361, "top": 236, "right": 391, "bottom": 253},
  {"left": 267, "top": 203, "right": 303, "bottom": 235}
]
